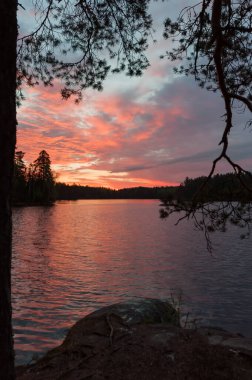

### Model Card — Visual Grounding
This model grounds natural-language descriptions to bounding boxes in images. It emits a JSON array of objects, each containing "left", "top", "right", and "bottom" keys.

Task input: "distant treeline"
[
  {"left": 172, "top": 173, "right": 252, "bottom": 202},
  {"left": 13, "top": 149, "right": 252, "bottom": 204},
  {"left": 55, "top": 183, "right": 177, "bottom": 200},
  {"left": 56, "top": 173, "right": 252, "bottom": 202}
]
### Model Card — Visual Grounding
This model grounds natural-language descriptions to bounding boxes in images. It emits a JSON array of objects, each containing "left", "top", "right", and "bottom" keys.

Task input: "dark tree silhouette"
[
  {"left": 13, "top": 150, "right": 56, "bottom": 204},
  {"left": 17, "top": 0, "right": 152, "bottom": 102},
  {"left": 1, "top": 1, "right": 154, "bottom": 378},
  {"left": 160, "top": 0, "right": 252, "bottom": 250},
  {"left": 55, "top": 182, "right": 175, "bottom": 200},
  {"left": 0, "top": 1, "right": 17, "bottom": 378},
  {"left": 31, "top": 150, "right": 55, "bottom": 203}
]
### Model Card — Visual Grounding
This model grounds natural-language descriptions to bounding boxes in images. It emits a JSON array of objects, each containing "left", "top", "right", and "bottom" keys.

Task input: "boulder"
[
  {"left": 83, "top": 297, "right": 180, "bottom": 326},
  {"left": 16, "top": 299, "right": 252, "bottom": 380}
]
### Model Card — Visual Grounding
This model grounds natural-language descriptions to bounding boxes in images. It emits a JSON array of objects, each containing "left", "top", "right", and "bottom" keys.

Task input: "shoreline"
[{"left": 16, "top": 298, "right": 252, "bottom": 380}]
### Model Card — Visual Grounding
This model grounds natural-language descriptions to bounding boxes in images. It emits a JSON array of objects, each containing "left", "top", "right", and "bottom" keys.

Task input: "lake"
[{"left": 12, "top": 199, "right": 252, "bottom": 365}]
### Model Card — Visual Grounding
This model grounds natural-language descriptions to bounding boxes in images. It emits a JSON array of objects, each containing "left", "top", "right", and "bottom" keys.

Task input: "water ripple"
[{"left": 12, "top": 200, "right": 252, "bottom": 364}]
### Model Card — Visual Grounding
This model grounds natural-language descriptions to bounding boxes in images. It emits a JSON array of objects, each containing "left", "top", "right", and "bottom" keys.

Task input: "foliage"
[
  {"left": 160, "top": 173, "right": 252, "bottom": 251},
  {"left": 17, "top": 0, "right": 153, "bottom": 102},
  {"left": 163, "top": 0, "right": 252, "bottom": 175},
  {"left": 31, "top": 150, "right": 55, "bottom": 202},
  {"left": 163, "top": 1, "right": 252, "bottom": 101},
  {"left": 161, "top": 0, "right": 252, "bottom": 248},
  {"left": 13, "top": 150, "right": 55, "bottom": 204},
  {"left": 176, "top": 174, "right": 252, "bottom": 203}
]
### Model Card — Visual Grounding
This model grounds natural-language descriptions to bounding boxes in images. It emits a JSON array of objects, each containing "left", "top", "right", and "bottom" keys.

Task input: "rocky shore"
[{"left": 16, "top": 298, "right": 252, "bottom": 380}]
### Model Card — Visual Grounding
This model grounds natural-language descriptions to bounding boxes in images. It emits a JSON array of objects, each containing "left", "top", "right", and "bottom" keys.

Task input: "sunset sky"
[{"left": 17, "top": 1, "right": 252, "bottom": 189}]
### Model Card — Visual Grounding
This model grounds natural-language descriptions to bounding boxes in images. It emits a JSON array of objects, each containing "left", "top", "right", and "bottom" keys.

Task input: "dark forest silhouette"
[
  {"left": 13, "top": 150, "right": 55, "bottom": 205},
  {"left": 56, "top": 173, "right": 252, "bottom": 202},
  {"left": 14, "top": 150, "right": 252, "bottom": 203}
]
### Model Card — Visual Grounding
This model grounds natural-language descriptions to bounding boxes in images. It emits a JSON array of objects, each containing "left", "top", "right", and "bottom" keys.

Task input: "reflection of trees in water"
[
  {"left": 12, "top": 206, "right": 56, "bottom": 305},
  {"left": 12, "top": 205, "right": 75, "bottom": 364}
]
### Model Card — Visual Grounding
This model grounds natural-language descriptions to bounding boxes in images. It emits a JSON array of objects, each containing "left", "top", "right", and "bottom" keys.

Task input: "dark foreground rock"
[
  {"left": 83, "top": 298, "right": 180, "bottom": 326},
  {"left": 16, "top": 298, "right": 252, "bottom": 380}
]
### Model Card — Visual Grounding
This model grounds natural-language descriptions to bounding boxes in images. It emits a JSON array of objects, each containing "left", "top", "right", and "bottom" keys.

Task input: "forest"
[
  {"left": 175, "top": 173, "right": 252, "bottom": 202},
  {"left": 56, "top": 174, "right": 252, "bottom": 201},
  {"left": 13, "top": 150, "right": 252, "bottom": 203},
  {"left": 13, "top": 150, "right": 55, "bottom": 205}
]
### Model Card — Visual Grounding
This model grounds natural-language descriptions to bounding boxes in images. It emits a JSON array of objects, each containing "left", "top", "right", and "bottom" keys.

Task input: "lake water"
[{"left": 12, "top": 199, "right": 252, "bottom": 365}]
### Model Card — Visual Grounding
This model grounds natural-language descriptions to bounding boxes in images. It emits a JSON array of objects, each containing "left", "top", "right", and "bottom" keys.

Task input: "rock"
[
  {"left": 198, "top": 326, "right": 252, "bottom": 355},
  {"left": 84, "top": 297, "right": 180, "bottom": 326},
  {"left": 61, "top": 297, "right": 180, "bottom": 350},
  {"left": 16, "top": 299, "right": 252, "bottom": 380}
]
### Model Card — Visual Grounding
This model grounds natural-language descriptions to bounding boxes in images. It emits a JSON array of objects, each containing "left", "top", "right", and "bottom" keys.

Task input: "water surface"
[{"left": 12, "top": 199, "right": 252, "bottom": 364}]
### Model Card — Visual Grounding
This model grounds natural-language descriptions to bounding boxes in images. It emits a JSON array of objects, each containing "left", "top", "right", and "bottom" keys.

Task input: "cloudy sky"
[{"left": 17, "top": 1, "right": 252, "bottom": 189}]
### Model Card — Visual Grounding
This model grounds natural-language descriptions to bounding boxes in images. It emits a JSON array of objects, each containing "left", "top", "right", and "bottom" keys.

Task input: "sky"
[{"left": 17, "top": 1, "right": 252, "bottom": 189}]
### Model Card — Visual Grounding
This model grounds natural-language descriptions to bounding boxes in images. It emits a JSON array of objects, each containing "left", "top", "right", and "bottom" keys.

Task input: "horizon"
[{"left": 54, "top": 180, "right": 179, "bottom": 190}]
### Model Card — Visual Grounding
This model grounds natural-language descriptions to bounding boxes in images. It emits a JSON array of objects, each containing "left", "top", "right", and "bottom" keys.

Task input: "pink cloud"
[{"left": 17, "top": 71, "right": 252, "bottom": 189}]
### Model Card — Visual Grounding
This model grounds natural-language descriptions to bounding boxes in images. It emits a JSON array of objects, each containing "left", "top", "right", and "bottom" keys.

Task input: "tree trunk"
[{"left": 0, "top": 0, "right": 17, "bottom": 378}]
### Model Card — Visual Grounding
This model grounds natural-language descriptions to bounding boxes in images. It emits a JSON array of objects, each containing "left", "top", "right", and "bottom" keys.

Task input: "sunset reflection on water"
[{"left": 12, "top": 200, "right": 252, "bottom": 364}]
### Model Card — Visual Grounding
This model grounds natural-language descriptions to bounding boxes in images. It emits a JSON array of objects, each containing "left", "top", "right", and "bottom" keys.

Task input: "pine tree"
[{"left": 29, "top": 150, "right": 55, "bottom": 203}]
